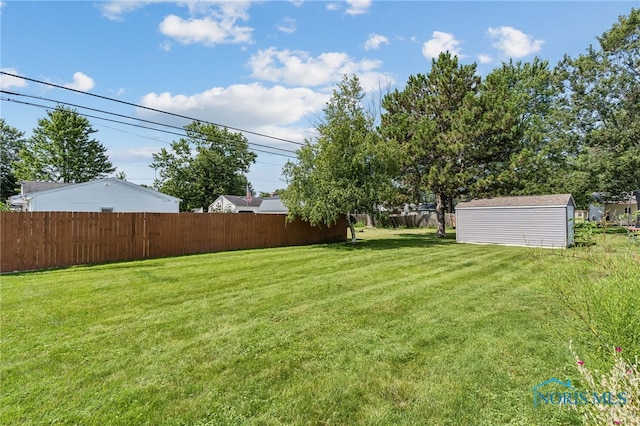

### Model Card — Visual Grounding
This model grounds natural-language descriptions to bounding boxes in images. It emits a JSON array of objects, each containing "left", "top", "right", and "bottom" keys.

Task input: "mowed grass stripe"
[{"left": 1, "top": 229, "right": 581, "bottom": 425}]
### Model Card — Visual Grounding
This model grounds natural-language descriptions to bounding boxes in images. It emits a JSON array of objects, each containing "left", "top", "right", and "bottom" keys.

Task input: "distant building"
[
  {"left": 257, "top": 196, "right": 288, "bottom": 214},
  {"left": 456, "top": 194, "right": 575, "bottom": 249},
  {"left": 208, "top": 195, "right": 263, "bottom": 213},
  {"left": 9, "top": 178, "right": 180, "bottom": 213}
]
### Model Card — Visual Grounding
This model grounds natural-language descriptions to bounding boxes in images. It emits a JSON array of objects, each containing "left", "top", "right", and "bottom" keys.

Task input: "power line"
[
  {"left": 1, "top": 94, "right": 299, "bottom": 159},
  {"left": 0, "top": 70, "right": 306, "bottom": 146}
]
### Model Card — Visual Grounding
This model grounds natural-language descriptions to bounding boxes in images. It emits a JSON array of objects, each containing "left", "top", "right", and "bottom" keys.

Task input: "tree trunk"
[
  {"left": 347, "top": 214, "right": 357, "bottom": 244},
  {"left": 366, "top": 204, "right": 376, "bottom": 228},
  {"left": 435, "top": 192, "right": 446, "bottom": 237},
  {"left": 349, "top": 222, "right": 357, "bottom": 244}
]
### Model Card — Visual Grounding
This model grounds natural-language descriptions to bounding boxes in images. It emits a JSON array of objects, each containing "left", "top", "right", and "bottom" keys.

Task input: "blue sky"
[{"left": 1, "top": 1, "right": 636, "bottom": 194}]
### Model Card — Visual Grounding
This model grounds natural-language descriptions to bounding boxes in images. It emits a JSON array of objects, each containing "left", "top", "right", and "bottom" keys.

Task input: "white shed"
[
  {"left": 455, "top": 194, "right": 575, "bottom": 249},
  {"left": 9, "top": 178, "right": 180, "bottom": 213}
]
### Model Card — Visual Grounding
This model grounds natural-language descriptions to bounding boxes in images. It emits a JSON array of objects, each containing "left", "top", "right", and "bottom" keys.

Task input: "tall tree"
[
  {"left": 151, "top": 121, "right": 256, "bottom": 211},
  {"left": 555, "top": 8, "right": 640, "bottom": 205},
  {"left": 470, "top": 58, "right": 561, "bottom": 197},
  {"left": 0, "top": 118, "right": 26, "bottom": 201},
  {"left": 381, "top": 53, "right": 480, "bottom": 237},
  {"left": 282, "top": 74, "right": 398, "bottom": 243},
  {"left": 14, "top": 106, "right": 114, "bottom": 183}
]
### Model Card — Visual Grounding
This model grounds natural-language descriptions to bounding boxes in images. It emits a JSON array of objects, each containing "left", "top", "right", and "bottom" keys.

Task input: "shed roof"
[{"left": 456, "top": 194, "right": 574, "bottom": 209}]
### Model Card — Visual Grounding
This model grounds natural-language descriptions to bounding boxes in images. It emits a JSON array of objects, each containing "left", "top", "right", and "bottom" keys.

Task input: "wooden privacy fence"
[{"left": 0, "top": 212, "right": 347, "bottom": 273}]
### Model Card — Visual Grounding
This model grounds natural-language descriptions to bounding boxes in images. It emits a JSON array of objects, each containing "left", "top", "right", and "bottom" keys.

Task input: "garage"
[{"left": 455, "top": 194, "right": 575, "bottom": 249}]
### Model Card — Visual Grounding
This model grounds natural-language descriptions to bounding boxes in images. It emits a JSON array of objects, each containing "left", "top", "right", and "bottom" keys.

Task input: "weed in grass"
[{"left": 570, "top": 343, "right": 640, "bottom": 426}]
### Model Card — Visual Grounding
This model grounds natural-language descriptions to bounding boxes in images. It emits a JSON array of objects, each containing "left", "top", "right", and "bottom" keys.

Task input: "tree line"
[
  {"left": 282, "top": 9, "right": 639, "bottom": 239},
  {"left": 2, "top": 10, "right": 638, "bottom": 231}
]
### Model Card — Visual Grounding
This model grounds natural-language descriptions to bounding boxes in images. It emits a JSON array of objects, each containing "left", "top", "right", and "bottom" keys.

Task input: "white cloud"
[
  {"left": 478, "top": 54, "right": 493, "bottom": 64},
  {"left": 248, "top": 47, "right": 383, "bottom": 87},
  {"left": 0, "top": 68, "right": 27, "bottom": 89},
  {"left": 326, "top": 0, "right": 371, "bottom": 15},
  {"left": 364, "top": 34, "right": 389, "bottom": 51},
  {"left": 100, "top": 1, "right": 159, "bottom": 21},
  {"left": 276, "top": 17, "right": 296, "bottom": 34},
  {"left": 138, "top": 83, "right": 329, "bottom": 132},
  {"left": 346, "top": 0, "right": 372, "bottom": 15},
  {"left": 487, "top": 26, "right": 544, "bottom": 58},
  {"left": 159, "top": 14, "right": 253, "bottom": 46},
  {"left": 64, "top": 72, "right": 95, "bottom": 92},
  {"left": 158, "top": 2, "right": 253, "bottom": 46},
  {"left": 422, "top": 31, "right": 463, "bottom": 59}
]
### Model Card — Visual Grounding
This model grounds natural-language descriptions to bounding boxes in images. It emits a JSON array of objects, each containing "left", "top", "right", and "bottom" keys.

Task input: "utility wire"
[
  {"left": 1, "top": 90, "right": 299, "bottom": 155},
  {"left": 0, "top": 71, "right": 306, "bottom": 146},
  {"left": 1, "top": 95, "right": 299, "bottom": 159}
]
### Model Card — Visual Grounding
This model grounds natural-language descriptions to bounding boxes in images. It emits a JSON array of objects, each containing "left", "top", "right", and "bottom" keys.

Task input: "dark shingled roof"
[
  {"left": 222, "top": 195, "right": 263, "bottom": 208},
  {"left": 21, "top": 181, "right": 72, "bottom": 194},
  {"left": 456, "top": 194, "right": 574, "bottom": 209}
]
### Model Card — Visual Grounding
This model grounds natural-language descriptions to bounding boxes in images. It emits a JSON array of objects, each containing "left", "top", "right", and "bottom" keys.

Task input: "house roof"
[
  {"left": 456, "top": 194, "right": 575, "bottom": 209},
  {"left": 258, "top": 196, "right": 288, "bottom": 213},
  {"left": 220, "top": 195, "right": 263, "bottom": 208},
  {"left": 20, "top": 180, "right": 72, "bottom": 194},
  {"left": 10, "top": 178, "right": 181, "bottom": 203}
]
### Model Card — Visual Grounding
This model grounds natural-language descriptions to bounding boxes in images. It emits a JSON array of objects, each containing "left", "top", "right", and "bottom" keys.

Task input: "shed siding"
[
  {"left": 566, "top": 204, "right": 575, "bottom": 246},
  {"left": 456, "top": 206, "right": 569, "bottom": 248}
]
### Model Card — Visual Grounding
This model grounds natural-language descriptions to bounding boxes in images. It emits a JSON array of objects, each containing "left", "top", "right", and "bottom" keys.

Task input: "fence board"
[{"left": 0, "top": 212, "right": 346, "bottom": 273}]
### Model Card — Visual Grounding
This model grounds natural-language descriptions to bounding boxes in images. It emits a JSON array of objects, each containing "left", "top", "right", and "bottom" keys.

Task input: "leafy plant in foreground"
[{"left": 571, "top": 344, "right": 640, "bottom": 425}]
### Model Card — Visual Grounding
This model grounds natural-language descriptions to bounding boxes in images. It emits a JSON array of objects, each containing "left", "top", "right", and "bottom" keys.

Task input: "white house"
[
  {"left": 9, "top": 178, "right": 180, "bottom": 213},
  {"left": 588, "top": 192, "right": 639, "bottom": 225},
  {"left": 208, "top": 195, "right": 263, "bottom": 213},
  {"left": 455, "top": 194, "right": 575, "bottom": 249}
]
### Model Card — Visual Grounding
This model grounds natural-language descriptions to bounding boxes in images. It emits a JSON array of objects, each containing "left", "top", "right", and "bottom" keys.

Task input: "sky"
[{"left": 1, "top": 1, "right": 637, "bottom": 194}]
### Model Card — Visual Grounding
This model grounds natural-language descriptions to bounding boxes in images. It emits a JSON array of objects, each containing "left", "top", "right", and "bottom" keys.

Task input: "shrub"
[{"left": 573, "top": 218, "right": 598, "bottom": 247}]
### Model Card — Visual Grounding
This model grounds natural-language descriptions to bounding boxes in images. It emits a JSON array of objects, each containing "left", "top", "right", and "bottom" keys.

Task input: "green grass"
[{"left": 3, "top": 228, "right": 626, "bottom": 425}]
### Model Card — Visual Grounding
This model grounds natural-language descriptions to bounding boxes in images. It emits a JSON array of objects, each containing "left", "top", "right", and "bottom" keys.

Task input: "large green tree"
[
  {"left": 555, "top": 8, "right": 640, "bottom": 206},
  {"left": 0, "top": 118, "right": 26, "bottom": 201},
  {"left": 14, "top": 106, "right": 115, "bottom": 183},
  {"left": 151, "top": 121, "right": 257, "bottom": 211},
  {"left": 382, "top": 53, "right": 563, "bottom": 236},
  {"left": 282, "top": 74, "right": 398, "bottom": 243},
  {"left": 381, "top": 53, "right": 480, "bottom": 237},
  {"left": 470, "top": 58, "right": 561, "bottom": 197}
]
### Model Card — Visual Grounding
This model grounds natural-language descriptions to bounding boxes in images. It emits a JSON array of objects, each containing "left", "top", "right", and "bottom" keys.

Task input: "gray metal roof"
[
  {"left": 456, "top": 194, "right": 575, "bottom": 209},
  {"left": 13, "top": 178, "right": 180, "bottom": 202},
  {"left": 258, "top": 196, "right": 288, "bottom": 213}
]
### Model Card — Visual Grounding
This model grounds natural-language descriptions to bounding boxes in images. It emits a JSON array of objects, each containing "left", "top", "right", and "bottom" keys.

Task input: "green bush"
[{"left": 573, "top": 218, "right": 598, "bottom": 247}]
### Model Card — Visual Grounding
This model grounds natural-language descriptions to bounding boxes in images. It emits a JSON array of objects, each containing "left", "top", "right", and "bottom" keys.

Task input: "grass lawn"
[{"left": 2, "top": 227, "right": 613, "bottom": 425}]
